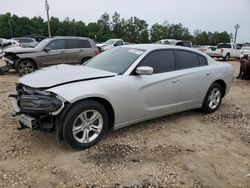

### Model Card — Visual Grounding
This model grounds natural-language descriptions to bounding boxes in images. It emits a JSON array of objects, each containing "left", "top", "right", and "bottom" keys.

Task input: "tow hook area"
[{"left": 14, "top": 113, "right": 38, "bottom": 130}]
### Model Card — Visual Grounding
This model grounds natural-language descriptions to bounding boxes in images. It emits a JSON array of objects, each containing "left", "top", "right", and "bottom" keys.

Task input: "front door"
[
  {"left": 39, "top": 39, "right": 66, "bottom": 67},
  {"left": 128, "top": 49, "right": 180, "bottom": 121}
]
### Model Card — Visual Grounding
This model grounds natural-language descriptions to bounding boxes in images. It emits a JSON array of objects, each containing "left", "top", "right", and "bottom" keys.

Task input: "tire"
[
  {"left": 223, "top": 53, "right": 230, "bottom": 61},
  {"left": 62, "top": 100, "right": 109, "bottom": 149},
  {"left": 202, "top": 83, "right": 223, "bottom": 113},
  {"left": 16, "top": 59, "right": 36, "bottom": 76},
  {"left": 81, "top": 57, "right": 92, "bottom": 65}
]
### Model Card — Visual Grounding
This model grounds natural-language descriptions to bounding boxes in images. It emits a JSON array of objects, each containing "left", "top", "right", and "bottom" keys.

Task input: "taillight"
[
  {"left": 220, "top": 49, "right": 223, "bottom": 53},
  {"left": 95, "top": 50, "right": 100, "bottom": 55}
]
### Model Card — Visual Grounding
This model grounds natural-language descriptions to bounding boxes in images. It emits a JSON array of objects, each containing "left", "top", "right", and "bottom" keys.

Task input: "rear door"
[
  {"left": 174, "top": 50, "right": 212, "bottom": 110},
  {"left": 40, "top": 39, "right": 67, "bottom": 66},
  {"left": 65, "top": 39, "right": 94, "bottom": 64},
  {"left": 129, "top": 49, "right": 180, "bottom": 121}
]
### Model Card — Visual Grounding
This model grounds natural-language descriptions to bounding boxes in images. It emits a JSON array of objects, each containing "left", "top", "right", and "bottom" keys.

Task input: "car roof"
[
  {"left": 122, "top": 44, "right": 198, "bottom": 52},
  {"left": 121, "top": 44, "right": 208, "bottom": 58},
  {"left": 50, "top": 36, "right": 91, "bottom": 40}
]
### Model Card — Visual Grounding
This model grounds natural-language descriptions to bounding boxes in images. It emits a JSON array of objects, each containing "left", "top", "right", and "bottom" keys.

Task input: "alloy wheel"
[
  {"left": 72, "top": 110, "right": 103, "bottom": 144},
  {"left": 208, "top": 88, "right": 221, "bottom": 110}
]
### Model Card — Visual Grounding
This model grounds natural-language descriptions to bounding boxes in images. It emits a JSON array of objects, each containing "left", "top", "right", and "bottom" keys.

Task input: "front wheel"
[
  {"left": 16, "top": 59, "right": 36, "bottom": 76},
  {"left": 202, "top": 83, "right": 223, "bottom": 113},
  {"left": 62, "top": 100, "right": 109, "bottom": 149}
]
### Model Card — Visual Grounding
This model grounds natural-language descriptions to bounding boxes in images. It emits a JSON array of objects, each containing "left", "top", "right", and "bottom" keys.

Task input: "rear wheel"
[
  {"left": 223, "top": 53, "right": 230, "bottom": 61},
  {"left": 81, "top": 57, "right": 92, "bottom": 65},
  {"left": 202, "top": 83, "right": 223, "bottom": 113},
  {"left": 16, "top": 59, "right": 36, "bottom": 76},
  {"left": 62, "top": 100, "right": 109, "bottom": 149}
]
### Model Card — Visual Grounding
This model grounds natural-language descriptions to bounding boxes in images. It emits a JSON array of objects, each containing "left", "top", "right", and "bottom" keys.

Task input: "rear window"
[
  {"left": 177, "top": 50, "right": 199, "bottom": 69},
  {"left": 198, "top": 55, "right": 208, "bottom": 66},
  {"left": 67, "top": 39, "right": 91, "bottom": 49},
  {"left": 217, "top": 44, "right": 231, "bottom": 48}
]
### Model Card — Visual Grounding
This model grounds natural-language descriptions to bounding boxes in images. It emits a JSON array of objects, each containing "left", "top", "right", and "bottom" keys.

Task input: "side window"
[
  {"left": 198, "top": 55, "right": 208, "bottom": 66},
  {"left": 67, "top": 39, "right": 91, "bottom": 49},
  {"left": 177, "top": 50, "right": 199, "bottom": 69},
  {"left": 139, "top": 50, "right": 175, "bottom": 74},
  {"left": 175, "top": 42, "right": 183, "bottom": 46},
  {"left": 114, "top": 40, "right": 123, "bottom": 46},
  {"left": 47, "top": 40, "right": 65, "bottom": 50},
  {"left": 183, "top": 42, "right": 191, "bottom": 47},
  {"left": 236, "top": 44, "right": 241, "bottom": 50}
]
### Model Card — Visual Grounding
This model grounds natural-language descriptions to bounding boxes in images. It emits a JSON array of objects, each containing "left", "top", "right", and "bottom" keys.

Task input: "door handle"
[
  {"left": 206, "top": 72, "right": 211, "bottom": 76},
  {"left": 172, "top": 79, "right": 179, "bottom": 84}
]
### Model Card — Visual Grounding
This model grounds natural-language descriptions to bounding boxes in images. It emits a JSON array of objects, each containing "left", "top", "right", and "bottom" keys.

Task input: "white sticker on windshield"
[{"left": 128, "top": 49, "right": 144, "bottom": 55}]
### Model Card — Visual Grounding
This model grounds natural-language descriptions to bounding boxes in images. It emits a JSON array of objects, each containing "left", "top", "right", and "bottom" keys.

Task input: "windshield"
[
  {"left": 35, "top": 38, "right": 50, "bottom": 49},
  {"left": 85, "top": 47, "right": 145, "bottom": 74},
  {"left": 104, "top": 39, "right": 116, "bottom": 45}
]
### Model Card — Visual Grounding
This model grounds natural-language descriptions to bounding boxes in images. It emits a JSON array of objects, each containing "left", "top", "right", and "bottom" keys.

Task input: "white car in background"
[
  {"left": 240, "top": 46, "right": 250, "bottom": 57},
  {"left": 206, "top": 43, "right": 241, "bottom": 61},
  {"left": 12, "top": 37, "right": 39, "bottom": 48},
  {"left": 155, "top": 39, "right": 192, "bottom": 48},
  {"left": 96, "top": 39, "right": 124, "bottom": 52}
]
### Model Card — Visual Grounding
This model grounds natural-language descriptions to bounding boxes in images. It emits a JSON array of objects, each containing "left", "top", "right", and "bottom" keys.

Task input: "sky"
[{"left": 0, "top": 0, "right": 249, "bottom": 43}]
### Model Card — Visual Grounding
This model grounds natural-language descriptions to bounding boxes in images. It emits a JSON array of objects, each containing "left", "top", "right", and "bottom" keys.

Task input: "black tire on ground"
[
  {"left": 223, "top": 53, "right": 230, "bottom": 61},
  {"left": 16, "top": 59, "right": 36, "bottom": 76},
  {"left": 62, "top": 100, "right": 109, "bottom": 149},
  {"left": 202, "top": 83, "right": 223, "bottom": 113},
  {"left": 81, "top": 57, "right": 92, "bottom": 65}
]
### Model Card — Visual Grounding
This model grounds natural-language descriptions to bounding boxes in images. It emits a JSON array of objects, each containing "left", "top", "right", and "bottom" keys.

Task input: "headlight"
[
  {"left": 19, "top": 95, "right": 62, "bottom": 112},
  {"left": 22, "top": 86, "right": 51, "bottom": 96}
]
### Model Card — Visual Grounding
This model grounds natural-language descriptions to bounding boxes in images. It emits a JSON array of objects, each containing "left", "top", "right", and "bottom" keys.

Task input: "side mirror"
[
  {"left": 44, "top": 47, "right": 51, "bottom": 52},
  {"left": 114, "top": 43, "right": 118, "bottom": 47},
  {"left": 136, "top": 66, "right": 153, "bottom": 75}
]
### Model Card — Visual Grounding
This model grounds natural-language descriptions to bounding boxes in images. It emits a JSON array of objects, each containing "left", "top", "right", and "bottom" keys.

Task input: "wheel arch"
[
  {"left": 81, "top": 57, "right": 92, "bottom": 64},
  {"left": 61, "top": 97, "right": 115, "bottom": 130},
  {"left": 17, "top": 58, "right": 38, "bottom": 69},
  {"left": 211, "top": 79, "right": 227, "bottom": 97}
]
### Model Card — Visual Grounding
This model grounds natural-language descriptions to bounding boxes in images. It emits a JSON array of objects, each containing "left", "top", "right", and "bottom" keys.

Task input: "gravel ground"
[{"left": 0, "top": 60, "right": 249, "bottom": 188}]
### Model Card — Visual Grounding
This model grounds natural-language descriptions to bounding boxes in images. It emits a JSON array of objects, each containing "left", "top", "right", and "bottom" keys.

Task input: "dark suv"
[{"left": 3, "top": 36, "right": 100, "bottom": 75}]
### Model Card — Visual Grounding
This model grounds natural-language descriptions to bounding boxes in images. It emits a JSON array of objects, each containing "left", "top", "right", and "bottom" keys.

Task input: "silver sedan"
[{"left": 11, "top": 44, "right": 233, "bottom": 149}]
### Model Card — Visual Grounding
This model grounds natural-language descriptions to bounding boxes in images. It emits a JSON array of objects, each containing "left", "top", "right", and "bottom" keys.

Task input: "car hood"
[
  {"left": 4, "top": 47, "right": 40, "bottom": 54},
  {"left": 19, "top": 64, "right": 117, "bottom": 89}
]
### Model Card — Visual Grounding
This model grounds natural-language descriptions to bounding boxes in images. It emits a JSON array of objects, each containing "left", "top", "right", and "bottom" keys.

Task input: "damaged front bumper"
[{"left": 9, "top": 86, "right": 65, "bottom": 130}]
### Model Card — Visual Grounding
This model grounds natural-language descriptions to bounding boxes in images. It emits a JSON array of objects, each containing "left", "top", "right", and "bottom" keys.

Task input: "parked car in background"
[
  {"left": 2, "top": 36, "right": 99, "bottom": 75},
  {"left": 0, "top": 38, "right": 22, "bottom": 49},
  {"left": 206, "top": 43, "right": 241, "bottom": 61},
  {"left": 240, "top": 46, "right": 250, "bottom": 57},
  {"left": 24, "top": 34, "right": 46, "bottom": 42},
  {"left": 12, "top": 37, "right": 39, "bottom": 48},
  {"left": 10, "top": 44, "right": 233, "bottom": 149},
  {"left": 155, "top": 39, "right": 192, "bottom": 47},
  {"left": 96, "top": 39, "right": 124, "bottom": 52},
  {"left": 201, "top": 45, "right": 217, "bottom": 53}
]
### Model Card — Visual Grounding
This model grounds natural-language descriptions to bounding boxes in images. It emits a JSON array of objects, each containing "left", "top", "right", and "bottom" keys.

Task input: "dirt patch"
[{"left": 0, "top": 59, "right": 250, "bottom": 187}]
